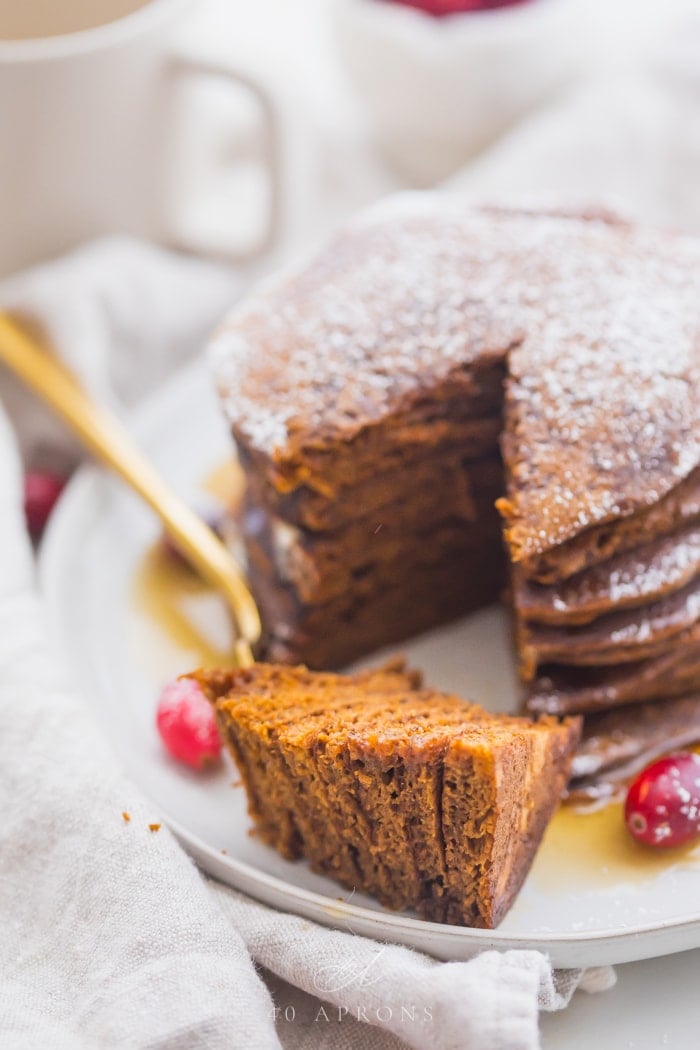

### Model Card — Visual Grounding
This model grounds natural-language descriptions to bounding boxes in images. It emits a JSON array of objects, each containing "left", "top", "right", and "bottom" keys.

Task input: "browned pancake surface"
[{"left": 213, "top": 196, "right": 700, "bottom": 561}]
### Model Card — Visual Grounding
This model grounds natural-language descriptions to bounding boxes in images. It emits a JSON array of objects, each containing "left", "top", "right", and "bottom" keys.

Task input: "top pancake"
[{"left": 211, "top": 194, "right": 700, "bottom": 561}]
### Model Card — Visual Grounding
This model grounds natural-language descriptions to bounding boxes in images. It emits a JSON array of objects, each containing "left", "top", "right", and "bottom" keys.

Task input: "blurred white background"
[
  {"left": 175, "top": 0, "right": 700, "bottom": 264},
  {"left": 1, "top": 0, "right": 698, "bottom": 275}
]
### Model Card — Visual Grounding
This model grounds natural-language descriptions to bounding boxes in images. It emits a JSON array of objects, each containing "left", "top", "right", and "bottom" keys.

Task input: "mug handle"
[{"left": 165, "top": 53, "right": 280, "bottom": 262}]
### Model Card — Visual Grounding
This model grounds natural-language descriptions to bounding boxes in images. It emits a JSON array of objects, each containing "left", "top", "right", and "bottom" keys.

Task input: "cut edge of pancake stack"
[{"left": 236, "top": 356, "right": 507, "bottom": 669}]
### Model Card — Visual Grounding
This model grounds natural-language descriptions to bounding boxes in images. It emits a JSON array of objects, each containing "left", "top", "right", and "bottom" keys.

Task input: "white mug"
[{"left": 0, "top": 0, "right": 279, "bottom": 277}]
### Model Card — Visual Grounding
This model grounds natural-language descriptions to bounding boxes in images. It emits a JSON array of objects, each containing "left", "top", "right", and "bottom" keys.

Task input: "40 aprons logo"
[
  {"left": 272, "top": 1003, "right": 434, "bottom": 1025},
  {"left": 311, "top": 1003, "right": 434, "bottom": 1025},
  {"left": 312, "top": 945, "right": 389, "bottom": 994},
  {"left": 271, "top": 946, "right": 434, "bottom": 1027}
]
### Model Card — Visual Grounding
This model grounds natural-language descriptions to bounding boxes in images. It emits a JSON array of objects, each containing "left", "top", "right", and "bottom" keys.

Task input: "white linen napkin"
[
  {"left": 445, "top": 6, "right": 700, "bottom": 232},
  {"left": 0, "top": 242, "right": 616, "bottom": 1050}
]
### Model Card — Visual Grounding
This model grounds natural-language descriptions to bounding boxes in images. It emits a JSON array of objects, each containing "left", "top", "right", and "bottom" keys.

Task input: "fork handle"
[{"left": 0, "top": 312, "right": 260, "bottom": 661}]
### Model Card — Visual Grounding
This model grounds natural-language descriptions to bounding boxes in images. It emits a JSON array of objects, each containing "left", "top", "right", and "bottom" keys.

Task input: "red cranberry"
[
  {"left": 24, "top": 470, "right": 66, "bottom": 541},
  {"left": 625, "top": 752, "right": 700, "bottom": 849},
  {"left": 384, "top": 0, "right": 531, "bottom": 16},
  {"left": 156, "top": 677, "right": 222, "bottom": 771}
]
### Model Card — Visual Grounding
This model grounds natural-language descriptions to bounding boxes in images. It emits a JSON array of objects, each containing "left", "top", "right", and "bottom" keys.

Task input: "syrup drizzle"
[
  {"left": 533, "top": 798, "right": 700, "bottom": 893},
  {"left": 129, "top": 460, "right": 243, "bottom": 681}
]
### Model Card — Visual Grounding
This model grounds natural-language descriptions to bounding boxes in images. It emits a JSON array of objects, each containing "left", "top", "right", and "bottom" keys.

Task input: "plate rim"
[{"left": 39, "top": 359, "right": 700, "bottom": 968}]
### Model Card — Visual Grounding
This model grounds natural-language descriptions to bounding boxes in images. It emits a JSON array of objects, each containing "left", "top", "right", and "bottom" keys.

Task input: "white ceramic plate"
[{"left": 40, "top": 361, "right": 700, "bottom": 968}]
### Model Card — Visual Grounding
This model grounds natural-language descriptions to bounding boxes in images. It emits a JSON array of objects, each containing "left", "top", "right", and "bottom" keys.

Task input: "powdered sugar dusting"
[{"left": 211, "top": 195, "right": 700, "bottom": 556}]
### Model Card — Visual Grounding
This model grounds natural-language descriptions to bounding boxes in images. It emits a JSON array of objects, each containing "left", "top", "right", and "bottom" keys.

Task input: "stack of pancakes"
[
  {"left": 511, "top": 477, "right": 700, "bottom": 716},
  {"left": 211, "top": 196, "right": 700, "bottom": 723}
]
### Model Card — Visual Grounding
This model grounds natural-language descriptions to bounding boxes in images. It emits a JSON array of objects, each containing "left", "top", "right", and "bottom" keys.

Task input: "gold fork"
[{"left": 0, "top": 312, "right": 260, "bottom": 668}]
